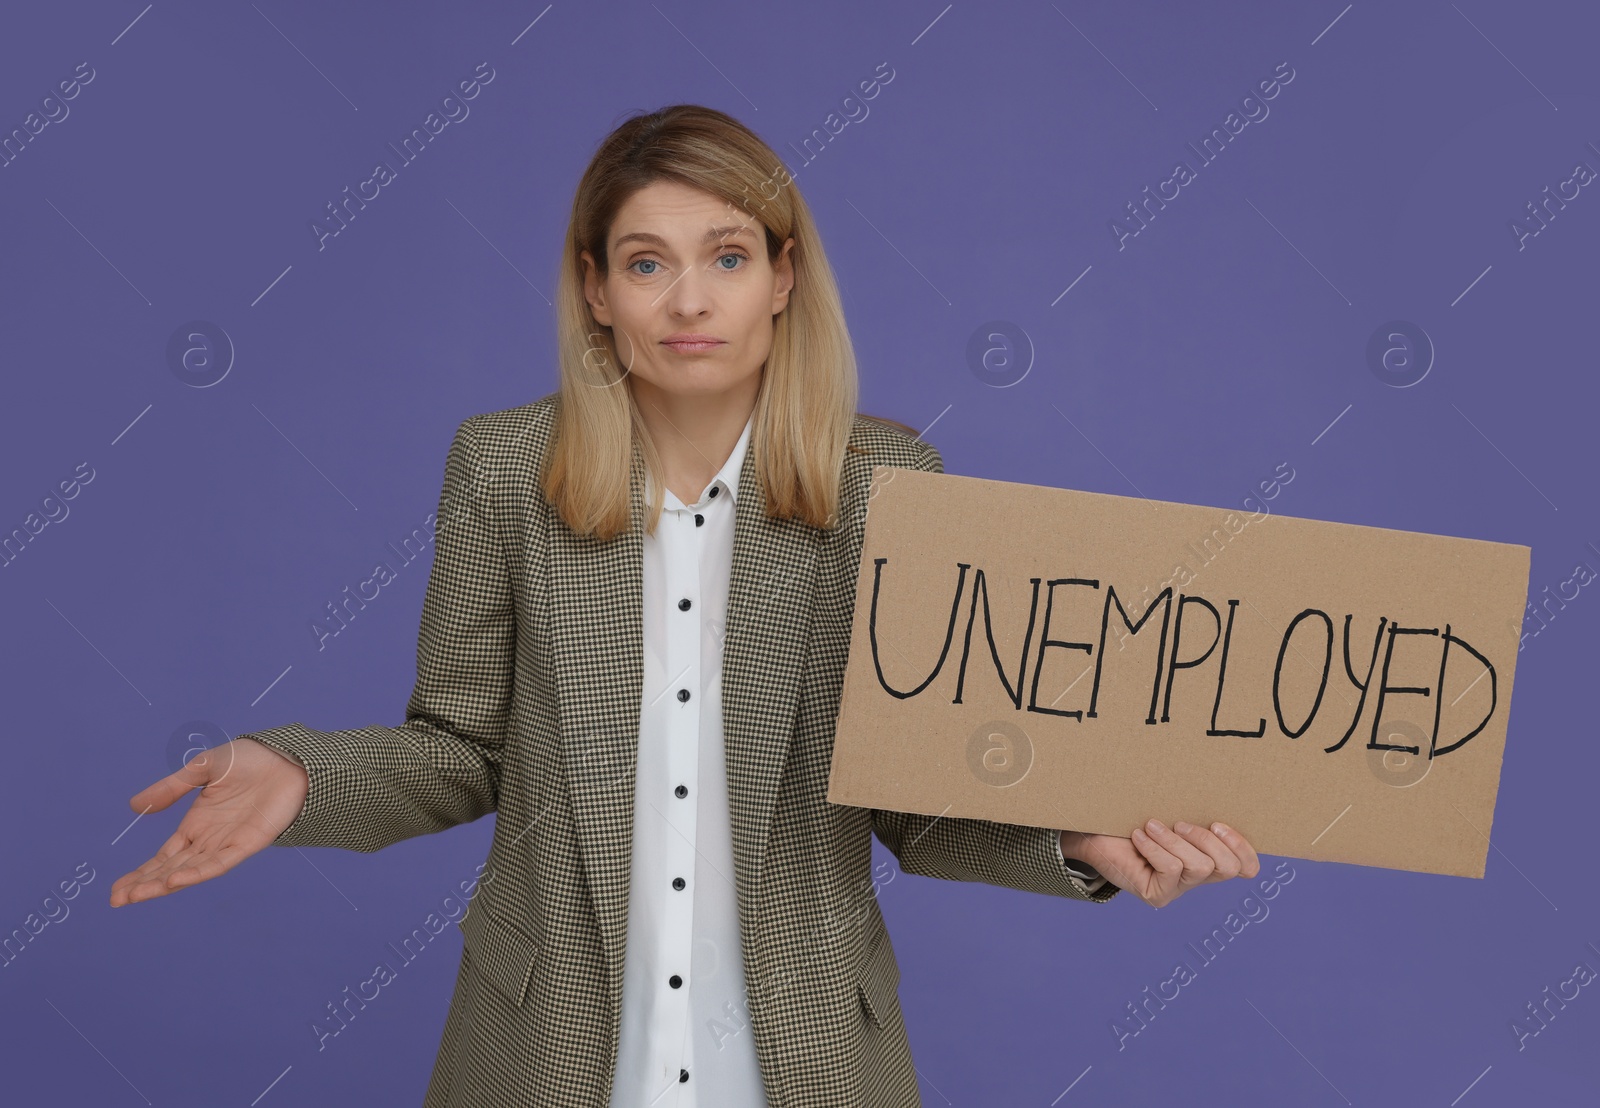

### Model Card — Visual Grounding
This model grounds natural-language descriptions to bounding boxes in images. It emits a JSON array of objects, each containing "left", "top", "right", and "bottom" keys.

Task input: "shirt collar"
[{"left": 647, "top": 409, "right": 755, "bottom": 510}]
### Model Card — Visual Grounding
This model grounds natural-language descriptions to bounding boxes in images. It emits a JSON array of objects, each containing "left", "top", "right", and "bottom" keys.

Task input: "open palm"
[{"left": 109, "top": 739, "right": 308, "bottom": 907}]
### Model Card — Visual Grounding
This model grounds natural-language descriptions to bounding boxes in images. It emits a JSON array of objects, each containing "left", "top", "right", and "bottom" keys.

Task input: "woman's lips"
[{"left": 660, "top": 339, "right": 726, "bottom": 353}]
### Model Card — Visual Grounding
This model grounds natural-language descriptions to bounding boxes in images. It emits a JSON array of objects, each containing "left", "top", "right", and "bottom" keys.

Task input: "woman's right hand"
[{"left": 109, "top": 738, "right": 309, "bottom": 908}]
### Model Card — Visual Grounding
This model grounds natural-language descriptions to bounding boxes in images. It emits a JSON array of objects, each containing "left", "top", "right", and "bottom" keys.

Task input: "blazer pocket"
[
  {"left": 854, "top": 918, "right": 901, "bottom": 1030},
  {"left": 457, "top": 901, "right": 541, "bottom": 1008}
]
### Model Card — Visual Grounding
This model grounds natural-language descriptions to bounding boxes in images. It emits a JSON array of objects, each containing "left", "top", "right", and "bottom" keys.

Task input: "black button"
[
  {"left": 677, "top": 688, "right": 690, "bottom": 702},
  {"left": 672, "top": 876, "right": 686, "bottom": 890},
  {"left": 679, "top": 1069, "right": 689, "bottom": 1083},
  {"left": 694, "top": 514, "right": 704, "bottom": 526},
  {"left": 674, "top": 784, "right": 688, "bottom": 798},
  {"left": 678, "top": 597, "right": 692, "bottom": 611},
  {"left": 709, "top": 486, "right": 719, "bottom": 497},
  {"left": 669, "top": 974, "right": 683, "bottom": 988}
]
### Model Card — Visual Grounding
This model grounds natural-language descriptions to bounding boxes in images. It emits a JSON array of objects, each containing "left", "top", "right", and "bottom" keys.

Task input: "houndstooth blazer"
[{"left": 243, "top": 392, "right": 1120, "bottom": 1108}]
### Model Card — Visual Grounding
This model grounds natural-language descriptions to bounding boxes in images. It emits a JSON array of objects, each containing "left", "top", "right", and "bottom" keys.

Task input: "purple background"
[{"left": 2, "top": 1, "right": 1594, "bottom": 1104}]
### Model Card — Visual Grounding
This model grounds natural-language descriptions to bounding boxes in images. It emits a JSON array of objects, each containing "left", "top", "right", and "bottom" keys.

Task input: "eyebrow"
[{"left": 613, "top": 225, "right": 759, "bottom": 251}]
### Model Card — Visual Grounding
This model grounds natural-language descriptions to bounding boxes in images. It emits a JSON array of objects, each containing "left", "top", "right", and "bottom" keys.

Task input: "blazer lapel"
[
  {"left": 546, "top": 434, "right": 821, "bottom": 1004},
  {"left": 722, "top": 442, "right": 821, "bottom": 935}
]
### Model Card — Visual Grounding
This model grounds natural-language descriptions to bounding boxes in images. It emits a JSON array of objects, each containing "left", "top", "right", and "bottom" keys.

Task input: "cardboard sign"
[{"left": 826, "top": 467, "right": 1531, "bottom": 878}]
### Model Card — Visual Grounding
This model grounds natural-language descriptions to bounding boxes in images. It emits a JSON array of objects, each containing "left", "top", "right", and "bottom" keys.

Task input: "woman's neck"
[{"left": 631, "top": 379, "right": 758, "bottom": 504}]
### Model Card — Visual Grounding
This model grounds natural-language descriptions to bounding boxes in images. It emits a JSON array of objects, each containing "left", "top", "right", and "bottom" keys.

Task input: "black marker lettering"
[
  {"left": 1026, "top": 578, "right": 1099, "bottom": 720},
  {"left": 1161, "top": 595, "right": 1221, "bottom": 723},
  {"left": 1273, "top": 609, "right": 1333, "bottom": 739},
  {"left": 1207, "top": 599, "right": 1266, "bottom": 737},
  {"left": 1324, "top": 614, "right": 1388, "bottom": 754},
  {"left": 860, "top": 557, "right": 1502, "bottom": 758},
  {"left": 954, "top": 571, "right": 1043, "bottom": 709},
  {"left": 869, "top": 558, "right": 967, "bottom": 699},
  {"left": 1369, "top": 624, "right": 1441, "bottom": 753},
  {"left": 1088, "top": 585, "right": 1173, "bottom": 725},
  {"left": 1431, "top": 627, "right": 1498, "bottom": 757}
]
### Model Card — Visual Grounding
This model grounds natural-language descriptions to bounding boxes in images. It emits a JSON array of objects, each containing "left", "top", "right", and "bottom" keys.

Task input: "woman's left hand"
[{"left": 1062, "top": 819, "right": 1261, "bottom": 909}]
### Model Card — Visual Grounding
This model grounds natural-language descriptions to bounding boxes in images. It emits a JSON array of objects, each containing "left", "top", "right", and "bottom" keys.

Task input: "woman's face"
[{"left": 582, "top": 179, "right": 794, "bottom": 403}]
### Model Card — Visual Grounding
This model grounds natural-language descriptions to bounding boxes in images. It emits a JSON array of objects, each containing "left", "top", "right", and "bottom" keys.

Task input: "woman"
[{"left": 110, "top": 105, "right": 1259, "bottom": 1107}]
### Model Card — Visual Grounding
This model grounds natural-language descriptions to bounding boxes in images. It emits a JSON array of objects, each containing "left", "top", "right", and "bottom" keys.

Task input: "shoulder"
[
  {"left": 845, "top": 414, "right": 943, "bottom": 477},
  {"left": 831, "top": 415, "right": 942, "bottom": 543},
  {"left": 457, "top": 391, "right": 560, "bottom": 468},
  {"left": 433, "top": 393, "right": 559, "bottom": 529}
]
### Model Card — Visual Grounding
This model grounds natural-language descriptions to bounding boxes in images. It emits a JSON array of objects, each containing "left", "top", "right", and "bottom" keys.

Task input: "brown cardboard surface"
[{"left": 826, "top": 467, "right": 1531, "bottom": 878}]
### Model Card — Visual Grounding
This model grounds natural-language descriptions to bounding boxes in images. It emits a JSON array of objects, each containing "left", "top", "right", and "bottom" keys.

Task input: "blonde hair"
[{"left": 542, "top": 104, "right": 873, "bottom": 541}]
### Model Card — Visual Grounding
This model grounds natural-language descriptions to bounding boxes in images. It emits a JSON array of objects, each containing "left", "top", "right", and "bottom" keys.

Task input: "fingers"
[
  {"left": 109, "top": 823, "right": 239, "bottom": 907},
  {"left": 1126, "top": 820, "right": 1263, "bottom": 909},
  {"left": 1209, "top": 821, "right": 1261, "bottom": 878},
  {"left": 1169, "top": 821, "right": 1261, "bottom": 880},
  {"left": 111, "top": 863, "right": 171, "bottom": 907},
  {"left": 164, "top": 845, "right": 247, "bottom": 889},
  {"left": 1130, "top": 820, "right": 1186, "bottom": 900},
  {"left": 110, "top": 838, "right": 244, "bottom": 906},
  {"left": 126, "top": 746, "right": 233, "bottom": 813},
  {"left": 110, "top": 835, "right": 191, "bottom": 907},
  {"left": 127, "top": 772, "right": 197, "bottom": 815},
  {"left": 1119, "top": 818, "right": 1265, "bottom": 910},
  {"left": 1169, "top": 821, "right": 1241, "bottom": 881},
  {"left": 1136, "top": 818, "right": 1217, "bottom": 886}
]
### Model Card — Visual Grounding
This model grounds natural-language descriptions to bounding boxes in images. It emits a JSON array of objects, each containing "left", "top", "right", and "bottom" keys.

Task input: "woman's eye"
[{"left": 627, "top": 251, "right": 747, "bottom": 276}]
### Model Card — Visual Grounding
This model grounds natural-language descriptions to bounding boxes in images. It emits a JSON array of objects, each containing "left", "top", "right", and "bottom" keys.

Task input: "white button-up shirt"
[
  {"left": 608, "top": 413, "right": 1106, "bottom": 1106},
  {"left": 610, "top": 411, "right": 764, "bottom": 1107}
]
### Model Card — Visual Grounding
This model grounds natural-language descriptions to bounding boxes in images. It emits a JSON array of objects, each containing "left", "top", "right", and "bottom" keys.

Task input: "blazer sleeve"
[
  {"left": 868, "top": 437, "right": 1122, "bottom": 904},
  {"left": 241, "top": 415, "right": 514, "bottom": 852}
]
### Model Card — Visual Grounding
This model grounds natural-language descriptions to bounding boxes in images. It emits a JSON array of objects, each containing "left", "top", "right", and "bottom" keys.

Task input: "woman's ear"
[
  {"left": 771, "top": 236, "right": 796, "bottom": 315},
  {"left": 581, "top": 249, "right": 613, "bottom": 326}
]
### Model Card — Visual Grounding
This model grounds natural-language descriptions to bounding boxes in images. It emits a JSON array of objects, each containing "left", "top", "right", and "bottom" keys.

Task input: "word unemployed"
[{"left": 864, "top": 562, "right": 1499, "bottom": 759}]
